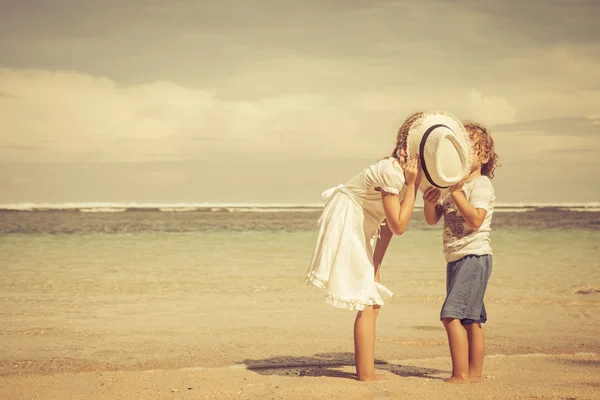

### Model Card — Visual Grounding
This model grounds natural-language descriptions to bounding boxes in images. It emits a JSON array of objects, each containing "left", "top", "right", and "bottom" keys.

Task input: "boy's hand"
[
  {"left": 423, "top": 187, "right": 441, "bottom": 205},
  {"left": 404, "top": 154, "right": 421, "bottom": 185},
  {"left": 450, "top": 177, "right": 467, "bottom": 194}
]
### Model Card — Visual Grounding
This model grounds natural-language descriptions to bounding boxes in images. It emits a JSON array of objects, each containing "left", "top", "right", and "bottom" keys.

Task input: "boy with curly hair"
[{"left": 423, "top": 121, "right": 499, "bottom": 383}]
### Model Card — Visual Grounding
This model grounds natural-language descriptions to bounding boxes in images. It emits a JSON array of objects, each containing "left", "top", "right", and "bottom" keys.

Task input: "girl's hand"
[
  {"left": 423, "top": 187, "right": 441, "bottom": 204},
  {"left": 404, "top": 154, "right": 421, "bottom": 185}
]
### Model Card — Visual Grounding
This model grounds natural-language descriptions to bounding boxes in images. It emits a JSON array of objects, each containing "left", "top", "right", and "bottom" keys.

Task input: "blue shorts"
[{"left": 440, "top": 254, "right": 492, "bottom": 325}]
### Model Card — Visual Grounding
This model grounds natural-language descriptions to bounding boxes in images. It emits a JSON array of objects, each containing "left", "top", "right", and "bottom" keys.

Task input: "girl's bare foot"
[
  {"left": 357, "top": 374, "right": 377, "bottom": 381},
  {"left": 444, "top": 375, "right": 469, "bottom": 384},
  {"left": 357, "top": 374, "right": 389, "bottom": 381}
]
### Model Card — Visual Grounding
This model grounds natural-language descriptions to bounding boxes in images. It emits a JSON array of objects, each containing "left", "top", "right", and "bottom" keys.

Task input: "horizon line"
[{"left": 0, "top": 201, "right": 599, "bottom": 210}]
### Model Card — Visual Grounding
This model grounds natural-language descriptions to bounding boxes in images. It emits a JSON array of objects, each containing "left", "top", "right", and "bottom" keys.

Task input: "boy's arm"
[
  {"left": 451, "top": 189, "right": 487, "bottom": 230},
  {"left": 373, "top": 221, "right": 393, "bottom": 282},
  {"left": 423, "top": 187, "right": 443, "bottom": 225},
  {"left": 424, "top": 202, "right": 443, "bottom": 225}
]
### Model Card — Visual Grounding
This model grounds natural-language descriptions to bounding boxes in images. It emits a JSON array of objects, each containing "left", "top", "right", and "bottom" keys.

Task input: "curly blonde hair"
[
  {"left": 390, "top": 111, "right": 424, "bottom": 165},
  {"left": 463, "top": 121, "right": 499, "bottom": 179}
]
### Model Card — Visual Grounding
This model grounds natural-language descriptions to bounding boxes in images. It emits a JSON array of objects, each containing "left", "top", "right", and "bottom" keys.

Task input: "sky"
[{"left": 1, "top": 0, "right": 599, "bottom": 204}]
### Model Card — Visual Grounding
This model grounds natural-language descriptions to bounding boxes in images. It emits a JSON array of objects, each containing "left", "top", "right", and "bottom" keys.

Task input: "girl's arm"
[
  {"left": 381, "top": 154, "right": 421, "bottom": 235},
  {"left": 373, "top": 221, "right": 393, "bottom": 282},
  {"left": 381, "top": 183, "right": 417, "bottom": 235}
]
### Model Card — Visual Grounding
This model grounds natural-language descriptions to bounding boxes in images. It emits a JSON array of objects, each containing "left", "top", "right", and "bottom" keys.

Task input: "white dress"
[{"left": 305, "top": 157, "right": 407, "bottom": 311}]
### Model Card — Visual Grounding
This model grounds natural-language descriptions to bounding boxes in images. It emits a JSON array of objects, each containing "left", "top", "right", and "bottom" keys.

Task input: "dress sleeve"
[
  {"left": 372, "top": 159, "right": 405, "bottom": 196},
  {"left": 469, "top": 177, "right": 495, "bottom": 211}
]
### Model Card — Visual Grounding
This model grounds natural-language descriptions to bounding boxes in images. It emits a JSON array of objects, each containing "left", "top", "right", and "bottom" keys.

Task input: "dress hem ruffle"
[{"left": 305, "top": 273, "right": 393, "bottom": 311}]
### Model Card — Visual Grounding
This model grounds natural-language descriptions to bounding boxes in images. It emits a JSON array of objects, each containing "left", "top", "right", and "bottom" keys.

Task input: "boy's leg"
[
  {"left": 464, "top": 321, "right": 485, "bottom": 379},
  {"left": 463, "top": 257, "right": 491, "bottom": 380},
  {"left": 354, "top": 305, "right": 380, "bottom": 381},
  {"left": 441, "top": 318, "right": 469, "bottom": 383}
]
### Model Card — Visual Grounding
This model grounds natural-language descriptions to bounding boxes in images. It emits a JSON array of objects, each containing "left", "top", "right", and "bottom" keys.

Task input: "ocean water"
[{"left": 1, "top": 206, "right": 599, "bottom": 374}]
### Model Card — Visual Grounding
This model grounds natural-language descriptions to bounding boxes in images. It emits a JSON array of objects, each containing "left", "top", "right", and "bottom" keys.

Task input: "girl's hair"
[
  {"left": 463, "top": 121, "right": 499, "bottom": 179},
  {"left": 390, "top": 111, "right": 424, "bottom": 165}
]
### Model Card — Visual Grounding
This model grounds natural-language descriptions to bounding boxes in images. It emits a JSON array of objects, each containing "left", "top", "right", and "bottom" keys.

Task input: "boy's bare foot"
[
  {"left": 469, "top": 377, "right": 483, "bottom": 383},
  {"left": 444, "top": 375, "right": 469, "bottom": 384}
]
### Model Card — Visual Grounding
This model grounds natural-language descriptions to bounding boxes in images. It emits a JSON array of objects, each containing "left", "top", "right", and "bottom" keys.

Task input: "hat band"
[{"left": 419, "top": 124, "right": 451, "bottom": 189}]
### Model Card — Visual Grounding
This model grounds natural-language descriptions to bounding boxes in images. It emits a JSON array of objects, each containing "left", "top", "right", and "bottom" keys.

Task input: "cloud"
[
  {"left": 464, "top": 89, "right": 517, "bottom": 125},
  {"left": 0, "top": 68, "right": 386, "bottom": 163},
  {"left": 491, "top": 117, "right": 599, "bottom": 136},
  {"left": 488, "top": 115, "right": 600, "bottom": 167},
  {"left": 0, "top": 144, "right": 45, "bottom": 150},
  {"left": 0, "top": 68, "right": 221, "bottom": 162},
  {"left": 3, "top": 66, "right": 599, "bottom": 173},
  {"left": 3, "top": 68, "right": 528, "bottom": 164}
]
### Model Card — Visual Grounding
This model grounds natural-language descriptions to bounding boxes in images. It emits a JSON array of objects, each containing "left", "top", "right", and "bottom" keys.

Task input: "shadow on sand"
[{"left": 241, "top": 352, "right": 446, "bottom": 381}]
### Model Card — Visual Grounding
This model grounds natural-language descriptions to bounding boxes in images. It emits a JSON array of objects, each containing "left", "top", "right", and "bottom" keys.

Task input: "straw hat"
[{"left": 406, "top": 111, "right": 472, "bottom": 193}]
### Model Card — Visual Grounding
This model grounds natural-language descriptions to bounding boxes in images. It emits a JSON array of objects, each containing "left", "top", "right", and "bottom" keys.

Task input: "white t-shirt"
[{"left": 441, "top": 175, "right": 495, "bottom": 262}]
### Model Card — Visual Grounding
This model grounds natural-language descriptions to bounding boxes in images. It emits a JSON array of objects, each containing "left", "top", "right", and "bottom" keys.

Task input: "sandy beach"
[{"left": 2, "top": 353, "right": 599, "bottom": 399}]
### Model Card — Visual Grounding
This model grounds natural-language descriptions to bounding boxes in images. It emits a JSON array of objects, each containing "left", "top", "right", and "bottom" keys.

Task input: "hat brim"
[{"left": 406, "top": 111, "right": 472, "bottom": 193}]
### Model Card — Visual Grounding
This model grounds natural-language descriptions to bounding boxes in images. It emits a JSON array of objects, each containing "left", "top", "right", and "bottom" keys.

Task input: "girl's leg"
[
  {"left": 441, "top": 318, "right": 469, "bottom": 383},
  {"left": 354, "top": 305, "right": 380, "bottom": 381},
  {"left": 464, "top": 322, "right": 485, "bottom": 380}
]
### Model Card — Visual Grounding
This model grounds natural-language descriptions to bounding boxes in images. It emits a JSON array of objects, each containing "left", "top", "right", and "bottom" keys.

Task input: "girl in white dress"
[{"left": 305, "top": 112, "right": 424, "bottom": 381}]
